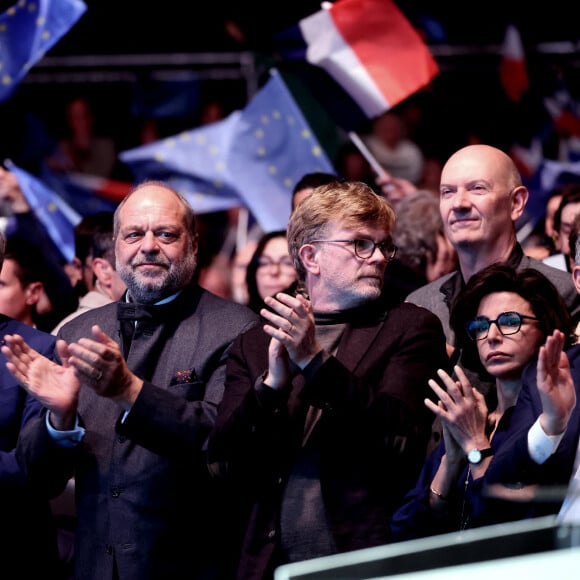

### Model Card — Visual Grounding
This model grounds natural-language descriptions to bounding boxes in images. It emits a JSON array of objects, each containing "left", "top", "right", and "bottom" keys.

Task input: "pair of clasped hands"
[
  {"left": 426, "top": 330, "right": 575, "bottom": 466},
  {"left": 1, "top": 325, "right": 142, "bottom": 430}
]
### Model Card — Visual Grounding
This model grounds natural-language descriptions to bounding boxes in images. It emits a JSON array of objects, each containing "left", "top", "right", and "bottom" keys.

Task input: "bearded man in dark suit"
[{"left": 2, "top": 182, "right": 259, "bottom": 580}]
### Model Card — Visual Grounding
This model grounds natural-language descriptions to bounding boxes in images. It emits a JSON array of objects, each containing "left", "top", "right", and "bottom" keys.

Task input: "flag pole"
[
  {"left": 348, "top": 131, "right": 388, "bottom": 178},
  {"left": 236, "top": 206, "right": 249, "bottom": 252}
]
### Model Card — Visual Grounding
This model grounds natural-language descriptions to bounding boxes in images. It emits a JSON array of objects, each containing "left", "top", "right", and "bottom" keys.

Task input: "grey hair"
[{"left": 392, "top": 190, "right": 443, "bottom": 275}]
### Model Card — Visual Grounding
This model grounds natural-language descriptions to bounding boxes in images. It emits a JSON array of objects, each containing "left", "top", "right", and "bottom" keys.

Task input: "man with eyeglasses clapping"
[{"left": 207, "top": 180, "right": 450, "bottom": 580}]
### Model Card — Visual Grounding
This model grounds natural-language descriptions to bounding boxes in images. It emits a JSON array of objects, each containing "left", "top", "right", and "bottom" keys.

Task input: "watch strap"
[{"left": 467, "top": 447, "right": 494, "bottom": 464}]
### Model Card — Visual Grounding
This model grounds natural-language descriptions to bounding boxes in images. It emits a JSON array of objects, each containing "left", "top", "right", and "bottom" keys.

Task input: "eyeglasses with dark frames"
[
  {"left": 466, "top": 311, "right": 539, "bottom": 341},
  {"left": 309, "top": 239, "right": 397, "bottom": 260}
]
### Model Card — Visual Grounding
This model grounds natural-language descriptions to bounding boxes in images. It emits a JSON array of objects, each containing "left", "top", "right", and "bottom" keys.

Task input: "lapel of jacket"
[{"left": 335, "top": 316, "right": 386, "bottom": 373}]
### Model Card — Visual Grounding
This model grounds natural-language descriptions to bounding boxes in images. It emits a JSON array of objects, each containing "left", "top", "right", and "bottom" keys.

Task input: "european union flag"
[
  {"left": 120, "top": 113, "right": 243, "bottom": 216},
  {"left": 0, "top": 0, "right": 87, "bottom": 103},
  {"left": 120, "top": 70, "right": 336, "bottom": 230},
  {"left": 38, "top": 168, "right": 126, "bottom": 216},
  {"left": 6, "top": 160, "right": 81, "bottom": 262}
]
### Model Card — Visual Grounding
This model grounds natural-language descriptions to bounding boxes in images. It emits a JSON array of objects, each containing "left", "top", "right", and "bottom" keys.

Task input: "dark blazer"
[
  {"left": 16, "top": 283, "right": 259, "bottom": 580},
  {"left": 207, "top": 302, "right": 450, "bottom": 580},
  {"left": 0, "top": 315, "right": 61, "bottom": 578},
  {"left": 390, "top": 403, "right": 547, "bottom": 541},
  {"left": 485, "top": 343, "right": 580, "bottom": 507}
]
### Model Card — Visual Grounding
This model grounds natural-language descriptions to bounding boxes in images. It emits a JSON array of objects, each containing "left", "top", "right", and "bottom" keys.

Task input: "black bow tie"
[
  {"left": 116, "top": 302, "right": 168, "bottom": 323},
  {"left": 117, "top": 301, "right": 173, "bottom": 357}
]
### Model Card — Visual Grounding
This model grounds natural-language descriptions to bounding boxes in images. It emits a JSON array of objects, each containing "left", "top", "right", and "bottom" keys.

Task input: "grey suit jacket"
[
  {"left": 406, "top": 243, "right": 580, "bottom": 346},
  {"left": 17, "top": 283, "right": 259, "bottom": 580}
]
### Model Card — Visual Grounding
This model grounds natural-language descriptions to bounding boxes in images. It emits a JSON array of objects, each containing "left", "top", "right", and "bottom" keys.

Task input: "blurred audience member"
[
  {"left": 0, "top": 238, "right": 45, "bottom": 327},
  {"left": 198, "top": 251, "right": 233, "bottom": 299},
  {"left": 246, "top": 230, "right": 298, "bottom": 315},
  {"left": 52, "top": 213, "right": 126, "bottom": 334},
  {"left": 197, "top": 206, "right": 263, "bottom": 299},
  {"left": 0, "top": 165, "right": 30, "bottom": 217},
  {"left": 384, "top": 190, "right": 457, "bottom": 307},
  {"left": 417, "top": 156, "right": 444, "bottom": 194},
  {"left": 0, "top": 236, "right": 77, "bottom": 332},
  {"left": 66, "top": 211, "right": 117, "bottom": 298},
  {"left": 43, "top": 96, "right": 117, "bottom": 179},
  {"left": 374, "top": 171, "right": 418, "bottom": 209},
  {"left": 199, "top": 98, "right": 227, "bottom": 125},
  {"left": 521, "top": 231, "right": 554, "bottom": 261},
  {"left": 334, "top": 142, "right": 375, "bottom": 186},
  {"left": 362, "top": 110, "right": 425, "bottom": 184},
  {"left": 544, "top": 188, "right": 564, "bottom": 246},
  {"left": 543, "top": 184, "right": 580, "bottom": 272},
  {"left": 291, "top": 171, "right": 340, "bottom": 211},
  {"left": 0, "top": 229, "right": 63, "bottom": 578},
  {"left": 138, "top": 118, "right": 162, "bottom": 145},
  {"left": 230, "top": 239, "right": 258, "bottom": 305}
]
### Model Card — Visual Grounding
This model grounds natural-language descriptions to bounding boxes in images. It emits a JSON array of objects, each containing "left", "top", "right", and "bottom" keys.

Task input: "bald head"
[
  {"left": 442, "top": 145, "right": 523, "bottom": 191},
  {"left": 439, "top": 145, "right": 528, "bottom": 276}
]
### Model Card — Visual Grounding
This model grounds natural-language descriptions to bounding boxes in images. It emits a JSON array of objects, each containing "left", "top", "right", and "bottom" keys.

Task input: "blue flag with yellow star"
[
  {"left": 120, "top": 70, "right": 336, "bottom": 231},
  {"left": 0, "top": 0, "right": 87, "bottom": 103},
  {"left": 6, "top": 159, "right": 81, "bottom": 262}
]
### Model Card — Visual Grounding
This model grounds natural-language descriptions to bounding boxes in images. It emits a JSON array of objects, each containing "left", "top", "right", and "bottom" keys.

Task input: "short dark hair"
[
  {"left": 292, "top": 172, "right": 340, "bottom": 195},
  {"left": 291, "top": 172, "right": 341, "bottom": 210},
  {"left": 74, "top": 211, "right": 115, "bottom": 264},
  {"left": 450, "top": 263, "right": 573, "bottom": 373}
]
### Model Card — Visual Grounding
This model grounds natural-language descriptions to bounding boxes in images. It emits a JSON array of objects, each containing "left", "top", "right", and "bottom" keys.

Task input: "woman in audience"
[
  {"left": 245, "top": 230, "right": 298, "bottom": 315},
  {"left": 390, "top": 263, "right": 573, "bottom": 539}
]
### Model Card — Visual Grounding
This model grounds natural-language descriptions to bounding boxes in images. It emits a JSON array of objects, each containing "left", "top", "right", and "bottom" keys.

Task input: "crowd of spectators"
[{"left": 3, "top": 41, "right": 580, "bottom": 578}]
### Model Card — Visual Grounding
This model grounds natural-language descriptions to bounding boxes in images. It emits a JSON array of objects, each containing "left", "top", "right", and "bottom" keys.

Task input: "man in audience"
[
  {"left": 2, "top": 181, "right": 259, "bottom": 580},
  {"left": 52, "top": 212, "right": 126, "bottom": 333},
  {"left": 0, "top": 238, "right": 45, "bottom": 328},
  {"left": 0, "top": 229, "right": 62, "bottom": 578},
  {"left": 407, "top": 144, "right": 580, "bottom": 354},
  {"left": 207, "top": 180, "right": 450, "bottom": 579},
  {"left": 66, "top": 211, "right": 118, "bottom": 298},
  {"left": 291, "top": 171, "right": 340, "bottom": 211}
]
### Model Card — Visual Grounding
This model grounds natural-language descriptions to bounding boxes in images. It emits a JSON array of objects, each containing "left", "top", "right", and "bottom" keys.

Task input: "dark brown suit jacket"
[{"left": 208, "top": 301, "right": 450, "bottom": 580}]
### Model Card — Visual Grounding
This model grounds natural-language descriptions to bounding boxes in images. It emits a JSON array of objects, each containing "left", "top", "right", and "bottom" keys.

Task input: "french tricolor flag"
[
  {"left": 499, "top": 24, "right": 528, "bottom": 103},
  {"left": 276, "top": 0, "right": 439, "bottom": 120}
]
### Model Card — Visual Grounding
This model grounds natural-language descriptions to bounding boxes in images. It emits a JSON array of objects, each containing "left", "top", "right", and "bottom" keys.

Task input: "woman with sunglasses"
[{"left": 391, "top": 263, "right": 573, "bottom": 539}]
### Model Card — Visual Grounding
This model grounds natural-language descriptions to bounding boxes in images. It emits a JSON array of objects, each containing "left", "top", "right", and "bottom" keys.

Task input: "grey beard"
[{"left": 121, "top": 255, "right": 196, "bottom": 304}]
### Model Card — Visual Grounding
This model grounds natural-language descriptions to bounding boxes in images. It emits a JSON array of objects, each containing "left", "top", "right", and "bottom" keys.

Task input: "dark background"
[
  {"left": 1, "top": 0, "right": 579, "bottom": 172},
  {"left": 42, "top": 1, "right": 580, "bottom": 54}
]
